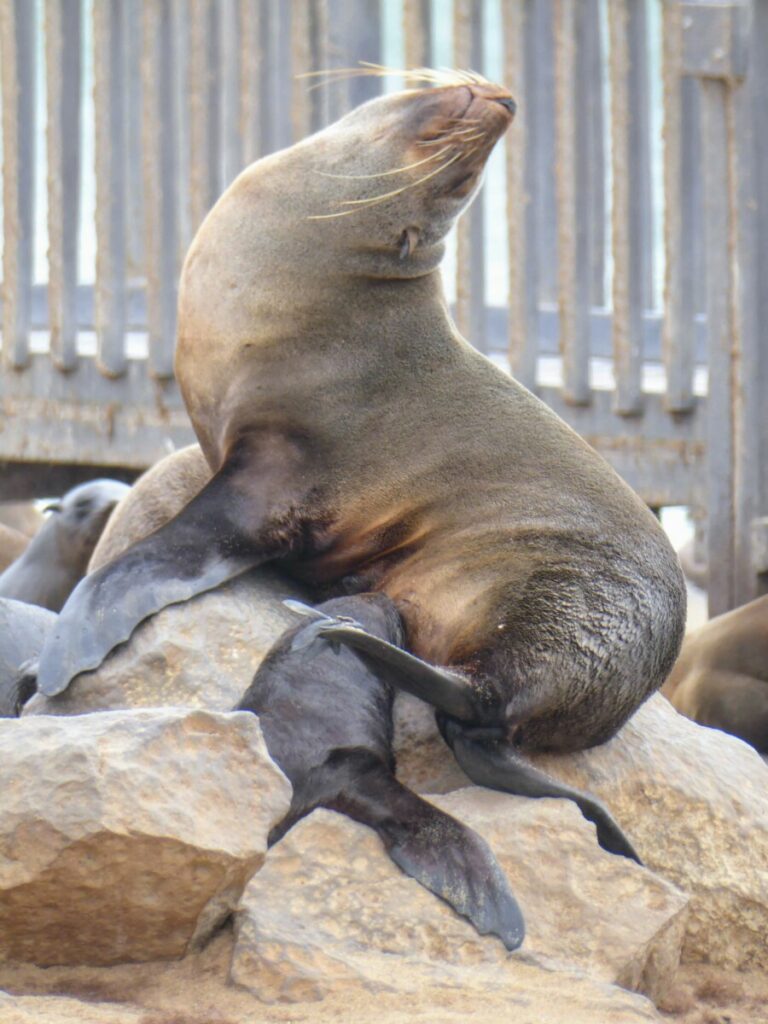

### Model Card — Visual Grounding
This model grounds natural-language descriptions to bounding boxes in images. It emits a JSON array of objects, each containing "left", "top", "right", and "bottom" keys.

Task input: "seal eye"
[{"left": 399, "top": 227, "right": 419, "bottom": 260}]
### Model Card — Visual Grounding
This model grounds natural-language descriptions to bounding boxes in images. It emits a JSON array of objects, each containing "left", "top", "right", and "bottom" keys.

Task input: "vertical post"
[
  {"left": 609, "top": 0, "right": 644, "bottom": 415},
  {"left": 291, "top": 0, "right": 313, "bottom": 143},
  {"left": 93, "top": 0, "right": 127, "bottom": 377},
  {"left": 731, "top": 0, "right": 768, "bottom": 607},
  {"left": 554, "top": 0, "right": 591, "bottom": 404},
  {"left": 454, "top": 0, "right": 486, "bottom": 351},
  {"left": 188, "top": 0, "right": 220, "bottom": 235},
  {"left": 45, "top": 0, "right": 81, "bottom": 372},
  {"left": 220, "top": 0, "right": 243, "bottom": 187},
  {"left": 239, "top": 0, "right": 263, "bottom": 165},
  {"left": 124, "top": 0, "right": 144, "bottom": 278},
  {"left": 503, "top": 0, "right": 536, "bottom": 387},
  {"left": 0, "top": 0, "right": 35, "bottom": 370},
  {"left": 142, "top": 0, "right": 179, "bottom": 380},
  {"left": 403, "top": 0, "right": 431, "bottom": 69},
  {"left": 662, "top": 1, "right": 695, "bottom": 412},
  {"left": 700, "top": 78, "right": 734, "bottom": 616}
]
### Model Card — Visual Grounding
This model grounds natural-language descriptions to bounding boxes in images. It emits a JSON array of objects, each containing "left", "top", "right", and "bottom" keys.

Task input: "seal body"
[
  {"left": 0, "top": 479, "right": 129, "bottom": 611},
  {"left": 663, "top": 595, "right": 768, "bottom": 752},
  {"left": 238, "top": 592, "right": 525, "bottom": 950},
  {"left": 37, "top": 78, "right": 685, "bottom": 771}
]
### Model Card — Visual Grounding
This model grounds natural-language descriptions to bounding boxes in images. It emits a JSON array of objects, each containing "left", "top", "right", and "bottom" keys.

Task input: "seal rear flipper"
[
  {"left": 35, "top": 463, "right": 298, "bottom": 698},
  {"left": 329, "top": 760, "right": 525, "bottom": 951},
  {"left": 441, "top": 719, "right": 641, "bottom": 863},
  {"left": 301, "top": 618, "right": 498, "bottom": 724}
]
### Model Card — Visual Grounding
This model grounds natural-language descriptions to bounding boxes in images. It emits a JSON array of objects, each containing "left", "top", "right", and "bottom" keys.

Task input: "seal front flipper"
[
  {"left": 300, "top": 618, "right": 499, "bottom": 724},
  {"left": 441, "top": 719, "right": 641, "bottom": 863},
  {"left": 330, "top": 761, "right": 525, "bottom": 951},
  {"left": 36, "top": 462, "right": 304, "bottom": 698}
]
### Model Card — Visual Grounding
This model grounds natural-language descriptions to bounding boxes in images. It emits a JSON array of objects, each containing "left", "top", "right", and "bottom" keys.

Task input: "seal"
[
  {"left": 0, "top": 598, "right": 56, "bottom": 716},
  {"left": 36, "top": 72, "right": 685, "bottom": 859},
  {"left": 0, "top": 523, "right": 30, "bottom": 572},
  {"left": 662, "top": 595, "right": 768, "bottom": 753},
  {"left": 238, "top": 592, "right": 525, "bottom": 950},
  {"left": 0, "top": 479, "right": 130, "bottom": 611}
]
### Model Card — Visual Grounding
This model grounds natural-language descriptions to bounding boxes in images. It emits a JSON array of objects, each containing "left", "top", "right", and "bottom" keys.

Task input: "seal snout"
[{"left": 494, "top": 96, "right": 517, "bottom": 117}]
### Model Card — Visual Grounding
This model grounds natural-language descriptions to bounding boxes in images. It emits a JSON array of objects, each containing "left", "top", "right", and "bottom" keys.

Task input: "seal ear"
[{"left": 398, "top": 227, "right": 420, "bottom": 260}]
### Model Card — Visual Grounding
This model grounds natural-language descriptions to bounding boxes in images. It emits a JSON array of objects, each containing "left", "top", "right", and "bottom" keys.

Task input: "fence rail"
[{"left": 0, "top": 0, "right": 766, "bottom": 614}]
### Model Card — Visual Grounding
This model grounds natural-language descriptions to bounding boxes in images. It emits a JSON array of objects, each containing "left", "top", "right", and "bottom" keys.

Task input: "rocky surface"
[
  {"left": 0, "top": 599, "right": 56, "bottom": 716},
  {"left": 393, "top": 692, "right": 768, "bottom": 971},
  {"left": 232, "top": 791, "right": 687, "bottom": 1005},
  {"left": 0, "top": 709, "right": 291, "bottom": 966},
  {"left": 24, "top": 569, "right": 307, "bottom": 717}
]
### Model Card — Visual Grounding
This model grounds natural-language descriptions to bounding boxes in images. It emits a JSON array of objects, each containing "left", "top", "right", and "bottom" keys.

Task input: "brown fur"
[{"left": 663, "top": 595, "right": 768, "bottom": 752}]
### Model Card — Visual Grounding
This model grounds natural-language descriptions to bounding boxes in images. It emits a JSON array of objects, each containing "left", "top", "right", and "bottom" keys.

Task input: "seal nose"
[{"left": 494, "top": 97, "right": 517, "bottom": 117}]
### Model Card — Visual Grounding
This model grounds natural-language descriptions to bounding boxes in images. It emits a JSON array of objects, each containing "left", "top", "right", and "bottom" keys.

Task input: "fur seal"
[
  {"left": 0, "top": 598, "right": 56, "bottom": 716},
  {"left": 0, "top": 523, "right": 30, "bottom": 572},
  {"left": 0, "top": 479, "right": 130, "bottom": 611},
  {"left": 35, "top": 74, "right": 685, "bottom": 858},
  {"left": 663, "top": 595, "right": 768, "bottom": 753},
  {"left": 238, "top": 593, "right": 525, "bottom": 950}
]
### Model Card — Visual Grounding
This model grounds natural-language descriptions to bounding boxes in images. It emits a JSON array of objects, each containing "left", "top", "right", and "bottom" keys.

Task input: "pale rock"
[
  {"left": 0, "top": 709, "right": 291, "bottom": 966},
  {"left": 0, "top": 991, "right": 144, "bottom": 1023},
  {"left": 232, "top": 790, "right": 687, "bottom": 1006},
  {"left": 532, "top": 695, "right": 768, "bottom": 970},
  {"left": 24, "top": 568, "right": 308, "bottom": 716},
  {"left": 394, "top": 691, "right": 768, "bottom": 970}
]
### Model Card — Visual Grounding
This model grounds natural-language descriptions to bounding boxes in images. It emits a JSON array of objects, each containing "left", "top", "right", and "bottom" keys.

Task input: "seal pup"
[
  {"left": 35, "top": 74, "right": 685, "bottom": 858},
  {"left": 663, "top": 595, "right": 768, "bottom": 752},
  {"left": 238, "top": 593, "right": 525, "bottom": 950},
  {"left": 0, "top": 479, "right": 130, "bottom": 611}
]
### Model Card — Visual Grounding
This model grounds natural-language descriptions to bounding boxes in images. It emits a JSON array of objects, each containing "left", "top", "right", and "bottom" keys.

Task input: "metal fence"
[{"left": 0, "top": 0, "right": 766, "bottom": 615}]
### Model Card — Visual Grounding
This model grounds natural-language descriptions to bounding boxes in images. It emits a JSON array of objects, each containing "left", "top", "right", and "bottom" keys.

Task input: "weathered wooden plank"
[
  {"left": 0, "top": 355, "right": 193, "bottom": 471},
  {"left": 291, "top": 0, "right": 313, "bottom": 143},
  {"left": 609, "top": 0, "right": 643, "bottom": 415},
  {"left": 554, "top": 0, "right": 590, "bottom": 404},
  {"left": 403, "top": 0, "right": 431, "bottom": 70},
  {"left": 662, "top": 1, "right": 695, "bottom": 412},
  {"left": 529, "top": 0, "right": 557, "bottom": 306},
  {"left": 93, "top": 0, "right": 127, "bottom": 377},
  {"left": 503, "top": 0, "right": 536, "bottom": 387},
  {"left": 142, "top": 0, "right": 179, "bottom": 380},
  {"left": 124, "top": 0, "right": 144, "bottom": 277},
  {"left": 1, "top": 0, "right": 36, "bottom": 370},
  {"left": 239, "top": 0, "right": 263, "bottom": 164},
  {"left": 188, "top": 0, "right": 220, "bottom": 233},
  {"left": 700, "top": 77, "right": 734, "bottom": 615},
  {"left": 45, "top": 0, "right": 81, "bottom": 373},
  {"left": 731, "top": 0, "right": 768, "bottom": 607},
  {"left": 454, "top": 0, "right": 486, "bottom": 351}
]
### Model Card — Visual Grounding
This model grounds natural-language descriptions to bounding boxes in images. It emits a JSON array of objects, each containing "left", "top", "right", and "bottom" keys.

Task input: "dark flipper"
[
  {"left": 329, "top": 758, "right": 525, "bottom": 951},
  {"left": 36, "top": 462, "right": 298, "bottom": 697},
  {"left": 441, "top": 719, "right": 641, "bottom": 863},
  {"left": 287, "top": 607, "right": 499, "bottom": 725}
]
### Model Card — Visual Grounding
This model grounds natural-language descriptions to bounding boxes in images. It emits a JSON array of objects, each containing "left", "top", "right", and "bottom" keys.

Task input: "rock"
[
  {"left": 531, "top": 695, "right": 768, "bottom": 970},
  {"left": 24, "top": 569, "right": 308, "bottom": 717},
  {"left": 0, "top": 709, "right": 291, "bottom": 966},
  {"left": 0, "top": 599, "right": 56, "bottom": 716},
  {"left": 232, "top": 790, "right": 686, "bottom": 1006},
  {"left": 393, "top": 693, "right": 768, "bottom": 970},
  {"left": 0, "top": 991, "right": 144, "bottom": 1023}
]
